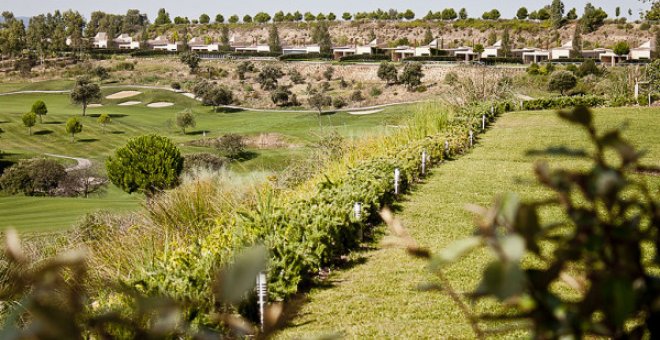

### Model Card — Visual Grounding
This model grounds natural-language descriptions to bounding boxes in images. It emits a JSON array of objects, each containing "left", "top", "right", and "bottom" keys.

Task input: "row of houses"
[{"left": 73, "top": 32, "right": 656, "bottom": 64}]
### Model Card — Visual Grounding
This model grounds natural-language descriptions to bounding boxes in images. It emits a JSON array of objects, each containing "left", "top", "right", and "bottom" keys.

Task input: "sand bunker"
[
  {"left": 348, "top": 109, "right": 383, "bottom": 115},
  {"left": 147, "top": 102, "right": 174, "bottom": 108},
  {"left": 106, "top": 91, "right": 142, "bottom": 99},
  {"left": 181, "top": 92, "right": 197, "bottom": 99},
  {"left": 87, "top": 104, "right": 103, "bottom": 108},
  {"left": 118, "top": 101, "right": 141, "bottom": 106}
]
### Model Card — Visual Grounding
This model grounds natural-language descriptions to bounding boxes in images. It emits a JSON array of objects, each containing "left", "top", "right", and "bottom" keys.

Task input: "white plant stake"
[
  {"left": 256, "top": 271, "right": 267, "bottom": 330},
  {"left": 444, "top": 140, "right": 449, "bottom": 154},
  {"left": 421, "top": 150, "right": 427, "bottom": 175},
  {"left": 469, "top": 130, "right": 474, "bottom": 147},
  {"left": 394, "top": 168, "right": 400, "bottom": 195},
  {"left": 482, "top": 114, "right": 486, "bottom": 131},
  {"left": 490, "top": 105, "right": 494, "bottom": 115},
  {"left": 353, "top": 202, "right": 362, "bottom": 220}
]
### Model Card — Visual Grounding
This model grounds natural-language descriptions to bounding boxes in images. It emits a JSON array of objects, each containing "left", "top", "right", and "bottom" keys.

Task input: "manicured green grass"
[
  {"left": 0, "top": 79, "right": 75, "bottom": 93},
  {"left": 0, "top": 86, "right": 413, "bottom": 232},
  {"left": 274, "top": 107, "right": 660, "bottom": 339}
]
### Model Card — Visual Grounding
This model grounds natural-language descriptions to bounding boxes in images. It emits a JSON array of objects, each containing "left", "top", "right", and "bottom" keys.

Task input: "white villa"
[
  {"left": 519, "top": 48, "right": 551, "bottom": 64},
  {"left": 551, "top": 41, "right": 574, "bottom": 60},
  {"left": 482, "top": 40, "right": 502, "bottom": 58},
  {"left": 92, "top": 32, "right": 108, "bottom": 48},
  {"left": 332, "top": 38, "right": 384, "bottom": 59},
  {"left": 282, "top": 45, "right": 321, "bottom": 55},
  {"left": 189, "top": 37, "right": 219, "bottom": 52},
  {"left": 148, "top": 35, "right": 180, "bottom": 51},
  {"left": 233, "top": 45, "right": 271, "bottom": 53},
  {"left": 451, "top": 46, "right": 480, "bottom": 61},
  {"left": 114, "top": 34, "right": 140, "bottom": 49},
  {"left": 630, "top": 40, "right": 655, "bottom": 60}
]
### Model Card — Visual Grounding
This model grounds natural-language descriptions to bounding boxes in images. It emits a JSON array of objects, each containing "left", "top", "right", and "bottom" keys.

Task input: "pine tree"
[
  {"left": 268, "top": 24, "right": 282, "bottom": 53},
  {"left": 550, "top": 0, "right": 566, "bottom": 29},
  {"left": 501, "top": 27, "right": 511, "bottom": 57},
  {"left": 571, "top": 24, "right": 582, "bottom": 58},
  {"left": 423, "top": 27, "right": 433, "bottom": 45}
]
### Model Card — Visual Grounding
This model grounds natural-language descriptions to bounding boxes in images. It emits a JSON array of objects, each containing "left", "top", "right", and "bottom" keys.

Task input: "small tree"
[
  {"left": 342, "top": 12, "right": 352, "bottom": 21},
  {"left": 175, "top": 110, "right": 196, "bottom": 134},
  {"left": 400, "top": 62, "right": 424, "bottom": 91},
  {"left": 180, "top": 51, "right": 201, "bottom": 73},
  {"left": 377, "top": 62, "right": 398, "bottom": 85},
  {"left": 215, "top": 14, "right": 224, "bottom": 23},
  {"left": 516, "top": 7, "right": 529, "bottom": 20},
  {"left": 323, "top": 66, "right": 334, "bottom": 81},
  {"left": 65, "top": 117, "right": 83, "bottom": 142},
  {"left": 307, "top": 92, "right": 332, "bottom": 121},
  {"left": 70, "top": 77, "right": 101, "bottom": 116},
  {"left": 256, "top": 65, "right": 284, "bottom": 90},
  {"left": 612, "top": 41, "right": 630, "bottom": 57},
  {"left": 205, "top": 86, "right": 234, "bottom": 112},
  {"left": 501, "top": 26, "right": 511, "bottom": 57},
  {"left": 22, "top": 112, "right": 37, "bottom": 135},
  {"left": 458, "top": 8, "right": 468, "bottom": 20},
  {"left": 0, "top": 158, "right": 66, "bottom": 196},
  {"left": 236, "top": 61, "right": 256, "bottom": 81},
  {"left": 289, "top": 69, "right": 306, "bottom": 84},
  {"left": 271, "top": 86, "right": 292, "bottom": 106},
  {"left": 97, "top": 113, "right": 111, "bottom": 134},
  {"left": 550, "top": 0, "right": 566, "bottom": 28},
  {"left": 199, "top": 14, "right": 210, "bottom": 24},
  {"left": 548, "top": 70, "right": 577, "bottom": 95},
  {"left": 31, "top": 100, "right": 47, "bottom": 123},
  {"left": 106, "top": 134, "right": 183, "bottom": 198}
]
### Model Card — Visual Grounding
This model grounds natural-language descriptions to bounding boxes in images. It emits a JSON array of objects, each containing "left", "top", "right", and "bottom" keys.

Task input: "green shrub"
[
  {"left": 0, "top": 158, "right": 66, "bottom": 196},
  {"left": 106, "top": 134, "right": 184, "bottom": 197},
  {"left": 339, "top": 54, "right": 390, "bottom": 62},
  {"left": 481, "top": 57, "right": 523, "bottom": 65},
  {"left": 278, "top": 52, "right": 332, "bottom": 61},
  {"left": 369, "top": 87, "right": 383, "bottom": 97},
  {"left": 522, "top": 95, "right": 606, "bottom": 110}
]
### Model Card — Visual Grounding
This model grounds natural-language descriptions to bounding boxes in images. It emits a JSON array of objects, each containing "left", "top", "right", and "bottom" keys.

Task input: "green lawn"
[
  {"left": 274, "top": 107, "right": 660, "bottom": 339},
  {"left": 0, "top": 84, "right": 414, "bottom": 232}
]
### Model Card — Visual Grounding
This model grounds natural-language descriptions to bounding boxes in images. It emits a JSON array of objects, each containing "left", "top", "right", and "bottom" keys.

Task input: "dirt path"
[{"left": 44, "top": 153, "right": 92, "bottom": 171}]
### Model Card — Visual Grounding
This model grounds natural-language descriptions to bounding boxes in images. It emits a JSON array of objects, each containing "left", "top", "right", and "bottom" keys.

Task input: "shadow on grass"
[
  {"left": 88, "top": 113, "right": 128, "bottom": 118},
  {"left": 109, "top": 130, "right": 125, "bottom": 134},
  {"left": 186, "top": 130, "right": 209, "bottom": 136},
  {"left": 33, "top": 130, "right": 54, "bottom": 135},
  {"left": 234, "top": 150, "right": 258, "bottom": 162},
  {"left": 43, "top": 121, "right": 64, "bottom": 125},
  {"left": 0, "top": 159, "right": 16, "bottom": 174},
  {"left": 214, "top": 107, "right": 244, "bottom": 113},
  {"left": 77, "top": 138, "right": 99, "bottom": 143},
  {"left": 0, "top": 120, "right": 9, "bottom": 124}
]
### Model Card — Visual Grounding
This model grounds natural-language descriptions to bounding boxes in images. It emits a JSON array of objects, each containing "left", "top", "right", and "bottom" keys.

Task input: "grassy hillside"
[
  {"left": 0, "top": 86, "right": 414, "bottom": 232},
  {"left": 274, "top": 107, "right": 660, "bottom": 339}
]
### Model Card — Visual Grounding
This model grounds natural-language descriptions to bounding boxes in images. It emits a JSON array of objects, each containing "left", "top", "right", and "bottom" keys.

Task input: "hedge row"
[
  {"left": 278, "top": 52, "right": 333, "bottom": 61},
  {"left": 549, "top": 58, "right": 600, "bottom": 63},
  {"left": 339, "top": 54, "right": 391, "bottom": 62},
  {"left": 132, "top": 100, "right": 517, "bottom": 326},
  {"left": 481, "top": 57, "right": 524, "bottom": 65},
  {"left": 403, "top": 56, "right": 458, "bottom": 62},
  {"left": 522, "top": 95, "right": 606, "bottom": 110}
]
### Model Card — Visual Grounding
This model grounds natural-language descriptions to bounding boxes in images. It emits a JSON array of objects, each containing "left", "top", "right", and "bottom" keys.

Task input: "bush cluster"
[
  {"left": 339, "top": 54, "right": 391, "bottom": 62},
  {"left": 403, "top": 56, "right": 458, "bottom": 62},
  {"left": 278, "top": 53, "right": 333, "bottom": 61},
  {"left": 522, "top": 95, "right": 606, "bottom": 110},
  {"left": 481, "top": 57, "right": 524, "bottom": 65}
]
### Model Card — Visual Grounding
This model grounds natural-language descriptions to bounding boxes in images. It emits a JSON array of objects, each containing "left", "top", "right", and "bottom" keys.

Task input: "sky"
[{"left": 3, "top": 0, "right": 652, "bottom": 20}]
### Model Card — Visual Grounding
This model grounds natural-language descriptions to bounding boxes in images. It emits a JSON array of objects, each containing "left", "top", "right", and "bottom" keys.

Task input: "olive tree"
[
  {"left": 22, "top": 112, "right": 37, "bottom": 135},
  {"left": 180, "top": 51, "right": 201, "bottom": 73},
  {"left": 97, "top": 113, "right": 111, "bottom": 133},
  {"left": 377, "top": 62, "right": 398, "bottom": 85},
  {"left": 31, "top": 100, "right": 47, "bottom": 123},
  {"left": 106, "top": 134, "right": 183, "bottom": 198},
  {"left": 70, "top": 77, "right": 101, "bottom": 116},
  {"left": 400, "top": 62, "right": 424, "bottom": 91},
  {"left": 175, "top": 109, "right": 196, "bottom": 134},
  {"left": 548, "top": 70, "right": 577, "bottom": 95},
  {"left": 256, "top": 65, "right": 284, "bottom": 90},
  {"left": 65, "top": 117, "right": 83, "bottom": 142}
]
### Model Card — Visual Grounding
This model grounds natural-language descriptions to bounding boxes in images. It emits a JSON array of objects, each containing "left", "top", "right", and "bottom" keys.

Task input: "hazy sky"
[{"left": 3, "top": 0, "right": 652, "bottom": 20}]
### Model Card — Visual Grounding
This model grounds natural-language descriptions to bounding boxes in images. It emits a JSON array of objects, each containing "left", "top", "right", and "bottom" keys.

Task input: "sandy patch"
[
  {"left": 118, "top": 101, "right": 142, "bottom": 106},
  {"left": 106, "top": 91, "right": 142, "bottom": 99},
  {"left": 348, "top": 109, "right": 383, "bottom": 115},
  {"left": 88, "top": 104, "right": 103, "bottom": 108},
  {"left": 147, "top": 102, "right": 174, "bottom": 108},
  {"left": 182, "top": 92, "right": 197, "bottom": 99}
]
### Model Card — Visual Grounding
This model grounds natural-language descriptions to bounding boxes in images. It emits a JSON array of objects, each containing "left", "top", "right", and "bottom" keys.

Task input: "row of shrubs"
[
  {"left": 129, "top": 100, "right": 517, "bottom": 327},
  {"left": 278, "top": 52, "right": 333, "bottom": 61},
  {"left": 522, "top": 95, "right": 607, "bottom": 110},
  {"left": 481, "top": 57, "right": 524, "bottom": 65},
  {"left": 339, "top": 54, "right": 391, "bottom": 62},
  {"left": 403, "top": 56, "right": 458, "bottom": 62}
]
